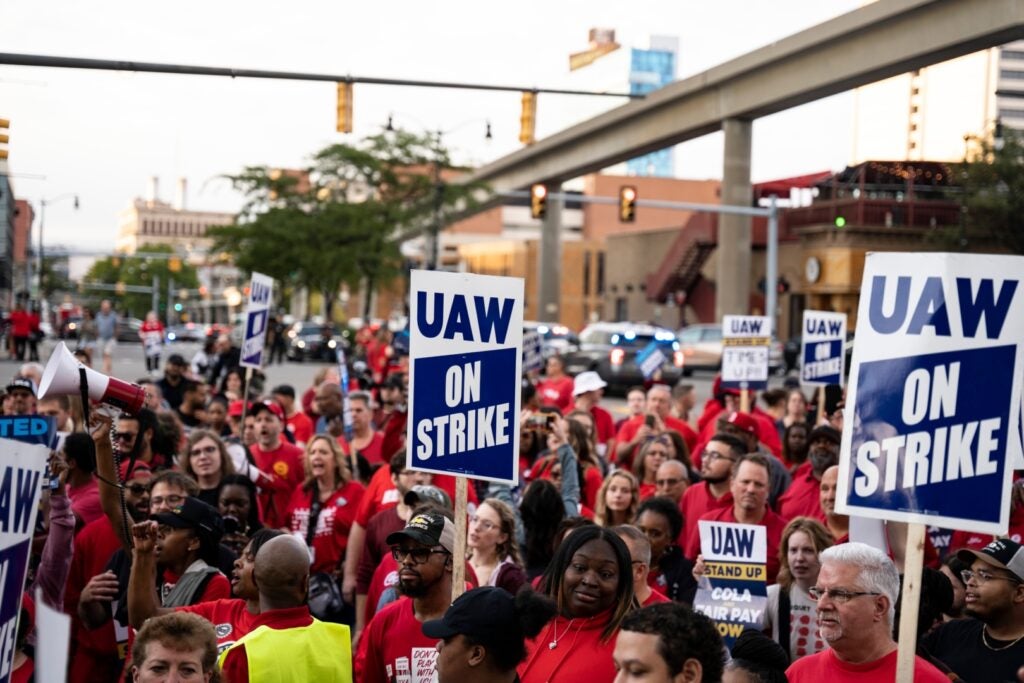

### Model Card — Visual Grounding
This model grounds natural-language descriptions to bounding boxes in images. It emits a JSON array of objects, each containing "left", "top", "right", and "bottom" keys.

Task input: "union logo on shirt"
[
  {"left": 273, "top": 461, "right": 289, "bottom": 477},
  {"left": 215, "top": 623, "right": 232, "bottom": 638}
]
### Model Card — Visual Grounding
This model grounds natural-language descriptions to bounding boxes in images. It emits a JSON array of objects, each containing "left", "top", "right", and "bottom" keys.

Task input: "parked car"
[
  {"left": 165, "top": 322, "right": 207, "bottom": 343},
  {"left": 286, "top": 321, "right": 350, "bottom": 362},
  {"left": 116, "top": 317, "right": 143, "bottom": 343},
  {"left": 676, "top": 323, "right": 784, "bottom": 376},
  {"left": 523, "top": 321, "right": 580, "bottom": 358},
  {"left": 560, "top": 322, "right": 684, "bottom": 394},
  {"left": 60, "top": 316, "right": 83, "bottom": 339}
]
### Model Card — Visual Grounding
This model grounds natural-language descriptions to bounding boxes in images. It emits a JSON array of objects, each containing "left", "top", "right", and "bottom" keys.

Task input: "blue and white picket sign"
[
  {"left": 522, "top": 329, "right": 543, "bottom": 374},
  {"left": 407, "top": 270, "right": 524, "bottom": 484},
  {"left": 336, "top": 348, "right": 353, "bottom": 441},
  {"left": 240, "top": 272, "right": 274, "bottom": 369},
  {"left": 636, "top": 342, "right": 668, "bottom": 380},
  {"left": 721, "top": 315, "right": 771, "bottom": 390},
  {"left": 837, "top": 252, "right": 1024, "bottom": 535},
  {"left": 692, "top": 520, "right": 768, "bottom": 649},
  {"left": 0, "top": 438, "right": 50, "bottom": 683},
  {"left": 800, "top": 310, "right": 847, "bottom": 387}
]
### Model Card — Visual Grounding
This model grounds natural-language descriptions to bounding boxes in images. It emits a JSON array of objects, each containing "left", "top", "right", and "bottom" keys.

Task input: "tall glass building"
[{"left": 626, "top": 45, "right": 677, "bottom": 177}]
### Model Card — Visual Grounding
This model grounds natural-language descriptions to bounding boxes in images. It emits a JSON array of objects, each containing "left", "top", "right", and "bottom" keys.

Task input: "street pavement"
[{"left": 3, "top": 338, "right": 798, "bottom": 421}]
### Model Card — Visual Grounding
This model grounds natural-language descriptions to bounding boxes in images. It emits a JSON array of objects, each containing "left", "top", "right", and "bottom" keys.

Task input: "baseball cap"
[
  {"left": 6, "top": 377, "right": 36, "bottom": 396},
  {"left": 422, "top": 586, "right": 516, "bottom": 643},
  {"left": 152, "top": 496, "right": 224, "bottom": 543},
  {"left": 725, "top": 411, "right": 757, "bottom": 435},
  {"left": 271, "top": 384, "right": 295, "bottom": 399},
  {"left": 166, "top": 354, "right": 188, "bottom": 367},
  {"left": 119, "top": 459, "right": 152, "bottom": 482},
  {"left": 403, "top": 485, "right": 452, "bottom": 510},
  {"left": 250, "top": 400, "right": 284, "bottom": 421},
  {"left": 573, "top": 371, "right": 607, "bottom": 396},
  {"left": 386, "top": 512, "right": 456, "bottom": 554},
  {"left": 808, "top": 425, "right": 842, "bottom": 445},
  {"left": 227, "top": 399, "right": 246, "bottom": 418},
  {"left": 957, "top": 538, "right": 1024, "bottom": 582}
]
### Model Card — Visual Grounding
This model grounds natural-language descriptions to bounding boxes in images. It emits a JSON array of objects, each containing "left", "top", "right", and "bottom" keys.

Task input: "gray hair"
[
  {"left": 819, "top": 542, "right": 899, "bottom": 627},
  {"left": 647, "top": 384, "right": 671, "bottom": 399},
  {"left": 612, "top": 524, "right": 651, "bottom": 566}
]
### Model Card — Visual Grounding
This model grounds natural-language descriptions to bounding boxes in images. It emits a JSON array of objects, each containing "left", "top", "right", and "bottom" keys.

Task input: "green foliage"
[
  {"left": 40, "top": 256, "right": 73, "bottom": 299},
  {"left": 82, "top": 244, "right": 199, "bottom": 318},
  {"left": 209, "top": 128, "right": 487, "bottom": 317},
  {"left": 960, "top": 127, "right": 1024, "bottom": 254}
]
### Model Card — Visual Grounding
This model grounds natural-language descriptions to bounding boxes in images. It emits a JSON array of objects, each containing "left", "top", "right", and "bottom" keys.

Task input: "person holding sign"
[
  {"left": 519, "top": 526, "right": 637, "bottom": 682},
  {"left": 785, "top": 542, "right": 947, "bottom": 682}
]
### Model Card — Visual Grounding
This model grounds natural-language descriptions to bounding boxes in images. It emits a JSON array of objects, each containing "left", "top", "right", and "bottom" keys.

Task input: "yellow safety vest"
[{"left": 218, "top": 619, "right": 352, "bottom": 683}]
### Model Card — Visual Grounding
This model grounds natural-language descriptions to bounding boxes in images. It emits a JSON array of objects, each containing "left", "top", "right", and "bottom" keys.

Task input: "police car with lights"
[{"left": 560, "top": 322, "right": 684, "bottom": 394}]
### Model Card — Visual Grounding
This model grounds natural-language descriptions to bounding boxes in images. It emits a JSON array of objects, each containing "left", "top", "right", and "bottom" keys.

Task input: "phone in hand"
[{"left": 644, "top": 414, "right": 656, "bottom": 429}]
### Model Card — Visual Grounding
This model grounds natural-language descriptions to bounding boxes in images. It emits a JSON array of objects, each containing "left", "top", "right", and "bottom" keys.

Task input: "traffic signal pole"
[{"left": 537, "top": 184, "right": 561, "bottom": 323}]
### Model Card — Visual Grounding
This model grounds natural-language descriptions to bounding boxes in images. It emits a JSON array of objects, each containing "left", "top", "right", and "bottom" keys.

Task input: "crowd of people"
[{"left": 6, "top": 328, "right": 1024, "bottom": 682}]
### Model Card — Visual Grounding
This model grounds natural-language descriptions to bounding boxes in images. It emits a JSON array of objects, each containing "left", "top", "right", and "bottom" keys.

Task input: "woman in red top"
[
  {"left": 536, "top": 356, "right": 575, "bottom": 413},
  {"left": 286, "top": 434, "right": 365, "bottom": 574},
  {"left": 633, "top": 436, "right": 669, "bottom": 501},
  {"left": 519, "top": 525, "right": 637, "bottom": 682},
  {"left": 593, "top": 470, "right": 639, "bottom": 528},
  {"left": 139, "top": 311, "right": 165, "bottom": 374},
  {"left": 8, "top": 301, "right": 30, "bottom": 361}
]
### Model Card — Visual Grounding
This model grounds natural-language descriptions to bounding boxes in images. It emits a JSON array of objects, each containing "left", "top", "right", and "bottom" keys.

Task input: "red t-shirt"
[
  {"left": 615, "top": 414, "right": 698, "bottom": 468},
  {"left": 378, "top": 409, "right": 408, "bottom": 461},
  {"left": 639, "top": 482, "right": 657, "bottom": 501},
  {"left": 776, "top": 463, "right": 825, "bottom": 521},
  {"left": 678, "top": 482, "right": 733, "bottom": 547},
  {"left": 356, "top": 597, "right": 441, "bottom": 683},
  {"left": 949, "top": 501, "right": 1024, "bottom": 550},
  {"left": 354, "top": 466, "right": 476, "bottom": 528},
  {"left": 357, "top": 507, "right": 406, "bottom": 594},
  {"left": 67, "top": 477, "right": 104, "bottom": 527},
  {"left": 342, "top": 431, "right": 386, "bottom": 466},
  {"left": 9, "top": 309, "right": 30, "bottom": 337},
  {"left": 285, "top": 481, "right": 366, "bottom": 573},
  {"left": 536, "top": 376, "right": 574, "bottom": 413},
  {"left": 642, "top": 588, "right": 671, "bottom": 606},
  {"left": 284, "top": 411, "right": 314, "bottom": 446},
  {"left": 220, "top": 606, "right": 315, "bottom": 683},
  {"left": 518, "top": 611, "right": 618, "bottom": 683},
  {"left": 685, "top": 505, "right": 789, "bottom": 584},
  {"left": 177, "top": 598, "right": 258, "bottom": 655},
  {"left": 786, "top": 647, "right": 948, "bottom": 683},
  {"left": 250, "top": 441, "right": 306, "bottom": 528}
]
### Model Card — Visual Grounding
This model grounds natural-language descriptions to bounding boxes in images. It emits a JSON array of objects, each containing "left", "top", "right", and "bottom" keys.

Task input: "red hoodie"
[{"left": 519, "top": 610, "right": 619, "bottom": 683}]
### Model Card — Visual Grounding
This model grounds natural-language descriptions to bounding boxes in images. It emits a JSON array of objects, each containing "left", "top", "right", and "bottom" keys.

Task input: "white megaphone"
[{"left": 39, "top": 342, "right": 146, "bottom": 414}]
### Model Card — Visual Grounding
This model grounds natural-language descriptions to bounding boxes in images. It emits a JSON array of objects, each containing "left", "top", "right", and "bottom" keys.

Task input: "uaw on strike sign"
[
  {"left": 837, "top": 253, "right": 1024, "bottom": 535},
  {"left": 407, "top": 270, "right": 524, "bottom": 484}
]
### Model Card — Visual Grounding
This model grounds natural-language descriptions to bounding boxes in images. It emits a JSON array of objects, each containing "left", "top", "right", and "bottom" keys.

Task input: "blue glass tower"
[{"left": 626, "top": 47, "right": 676, "bottom": 177}]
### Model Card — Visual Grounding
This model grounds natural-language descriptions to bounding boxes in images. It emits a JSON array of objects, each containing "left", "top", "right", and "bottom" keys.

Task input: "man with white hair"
[{"left": 786, "top": 542, "right": 948, "bottom": 681}]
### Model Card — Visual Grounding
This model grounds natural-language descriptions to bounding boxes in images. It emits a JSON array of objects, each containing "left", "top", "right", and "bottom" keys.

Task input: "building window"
[
  {"left": 1001, "top": 69, "right": 1024, "bottom": 79},
  {"left": 1003, "top": 49, "right": 1024, "bottom": 60},
  {"left": 596, "top": 252, "right": 605, "bottom": 295},
  {"left": 583, "top": 251, "right": 591, "bottom": 296},
  {"left": 615, "top": 297, "right": 628, "bottom": 322},
  {"left": 999, "top": 107, "right": 1024, "bottom": 119}
]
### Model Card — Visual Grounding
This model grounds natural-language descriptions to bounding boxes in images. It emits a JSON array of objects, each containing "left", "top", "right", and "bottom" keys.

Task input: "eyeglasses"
[
  {"left": 151, "top": 494, "right": 186, "bottom": 508},
  {"left": 189, "top": 445, "right": 219, "bottom": 457},
  {"left": 701, "top": 450, "right": 736, "bottom": 463},
  {"left": 469, "top": 516, "right": 498, "bottom": 532},
  {"left": 126, "top": 484, "right": 149, "bottom": 495},
  {"left": 114, "top": 432, "right": 137, "bottom": 442},
  {"left": 961, "top": 569, "right": 1022, "bottom": 585},
  {"left": 656, "top": 477, "right": 685, "bottom": 487},
  {"left": 808, "top": 587, "right": 881, "bottom": 603},
  {"left": 391, "top": 546, "right": 450, "bottom": 564}
]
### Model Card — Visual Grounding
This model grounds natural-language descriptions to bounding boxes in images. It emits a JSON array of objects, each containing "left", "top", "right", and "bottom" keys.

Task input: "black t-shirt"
[
  {"left": 157, "top": 376, "right": 186, "bottom": 411},
  {"left": 922, "top": 618, "right": 1024, "bottom": 683}
]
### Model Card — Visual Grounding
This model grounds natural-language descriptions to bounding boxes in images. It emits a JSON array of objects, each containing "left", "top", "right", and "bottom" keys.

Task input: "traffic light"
[
  {"left": 173, "top": 303, "right": 183, "bottom": 312},
  {"left": 834, "top": 216, "right": 846, "bottom": 228},
  {"left": 530, "top": 184, "right": 547, "bottom": 219},
  {"left": 336, "top": 82, "right": 353, "bottom": 134},
  {"left": 0, "top": 118, "right": 9, "bottom": 160},
  {"left": 519, "top": 91, "right": 536, "bottom": 145},
  {"left": 619, "top": 185, "right": 637, "bottom": 222},
  {"left": 168, "top": 256, "right": 182, "bottom": 273}
]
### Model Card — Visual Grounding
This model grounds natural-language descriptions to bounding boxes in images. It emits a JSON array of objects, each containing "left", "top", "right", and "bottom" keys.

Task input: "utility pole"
[
  {"left": 166, "top": 277, "right": 174, "bottom": 328},
  {"left": 152, "top": 275, "right": 159, "bottom": 317}
]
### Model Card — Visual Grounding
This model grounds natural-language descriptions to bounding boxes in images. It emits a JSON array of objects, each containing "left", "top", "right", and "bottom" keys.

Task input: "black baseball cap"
[
  {"left": 957, "top": 538, "right": 1024, "bottom": 582},
  {"left": 386, "top": 511, "right": 456, "bottom": 553},
  {"left": 5, "top": 378, "right": 35, "bottom": 396},
  {"left": 808, "top": 425, "right": 842, "bottom": 445},
  {"left": 166, "top": 354, "right": 188, "bottom": 367},
  {"left": 152, "top": 497, "right": 224, "bottom": 544},
  {"left": 422, "top": 587, "right": 516, "bottom": 643},
  {"left": 403, "top": 485, "right": 452, "bottom": 510}
]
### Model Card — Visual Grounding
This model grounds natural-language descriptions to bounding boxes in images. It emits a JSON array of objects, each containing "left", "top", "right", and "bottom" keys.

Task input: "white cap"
[{"left": 573, "top": 371, "right": 607, "bottom": 396}]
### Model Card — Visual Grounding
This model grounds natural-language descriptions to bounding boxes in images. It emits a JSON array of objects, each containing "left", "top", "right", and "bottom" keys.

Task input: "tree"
[
  {"left": 82, "top": 244, "right": 199, "bottom": 319},
  {"left": 40, "top": 256, "right": 73, "bottom": 300},
  {"left": 209, "top": 128, "right": 486, "bottom": 320},
  {"left": 959, "top": 126, "right": 1024, "bottom": 254}
]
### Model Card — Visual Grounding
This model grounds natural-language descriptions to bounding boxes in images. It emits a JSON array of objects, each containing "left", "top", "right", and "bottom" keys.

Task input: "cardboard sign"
[
  {"left": 0, "top": 439, "right": 50, "bottom": 683},
  {"left": 240, "top": 272, "right": 274, "bottom": 369},
  {"left": 801, "top": 310, "right": 847, "bottom": 386},
  {"left": 692, "top": 520, "right": 768, "bottom": 648},
  {"left": 837, "top": 252, "right": 1024, "bottom": 535},
  {"left": 721, "top": 315, "right": 771, "bottom": 390},
  {"left": 407, "top": 270, "right": 524, "bottom": 484}
]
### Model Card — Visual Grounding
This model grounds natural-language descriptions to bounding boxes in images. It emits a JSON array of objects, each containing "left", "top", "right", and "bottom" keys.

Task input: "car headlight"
[
  {"left": 328, "top": 340, "right": 337, "bottom": 348},
  {"left": 68, "top": 323, "right": 77, "bottom": 331},
  {"left": 297, "top": 340, "right": 306, "bottom": 349},
  {"left": 168, "top": 332, "right": 176, "bottom": 340}
]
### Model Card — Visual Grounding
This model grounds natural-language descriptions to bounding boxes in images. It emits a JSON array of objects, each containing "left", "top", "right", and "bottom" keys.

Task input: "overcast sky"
[{"left": 3, "top": 0, "right": 863, "bottom": 250}]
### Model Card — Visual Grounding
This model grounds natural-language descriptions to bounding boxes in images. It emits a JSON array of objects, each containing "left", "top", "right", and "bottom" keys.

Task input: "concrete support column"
[
  {"left": 537, "top": 184, "right": 562, "bottom": 323},
  {"left": 716, "top": 118, "right": 753, "bottom": 321}
]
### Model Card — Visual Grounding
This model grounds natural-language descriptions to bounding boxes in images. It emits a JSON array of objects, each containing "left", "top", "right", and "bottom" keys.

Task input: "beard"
[
  {"left": 703, "top": 472, "right": 731, "bottom": 485},
  {"left": 398, "top": 577, "right": 429, "bottom": 598}
]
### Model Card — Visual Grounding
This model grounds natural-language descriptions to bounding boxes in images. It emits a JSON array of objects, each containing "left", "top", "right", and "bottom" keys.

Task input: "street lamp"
[{"left": 37, "top": 193, "right": 79, "bottom": 301}]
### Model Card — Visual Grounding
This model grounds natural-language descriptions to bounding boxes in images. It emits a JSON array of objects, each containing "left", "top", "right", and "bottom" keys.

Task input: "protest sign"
[
  {"left": 692, "top": 520, "right": 768, "bottom": 648},
  {"left": 636, "top": 341, "right": 668, "bottom": 380},
  {"left": 0, "top": 438, "right": 50, "bottom": 683},
  {"left": 800, "top": 310, "right": 847, "bottom": 386},
  {"left": 407, "top": 270, "right": 524, "bottom": 484},
  {"left": 240, "top": 272, "right": 274, "bottom": 369},
  {"left": 721, "top": 315, "right": 770, "bottom": 390},
  {"left": 837, "top": 252, "right": 1024, "bottom": 535},
  {"left": 522, "top": 329, "right": 543, "bottom": 374}
]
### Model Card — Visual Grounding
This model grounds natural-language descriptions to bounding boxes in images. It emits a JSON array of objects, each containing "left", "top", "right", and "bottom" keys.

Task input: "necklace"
[
  {"left": 548, "top": 619, "right": 576, "bottom": 650},
  {"left": 981, "top": 625, "right": 1024, "bottom": 652}
]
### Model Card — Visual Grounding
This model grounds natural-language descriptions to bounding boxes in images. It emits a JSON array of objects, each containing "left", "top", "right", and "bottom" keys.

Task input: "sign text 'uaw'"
[
  {"left": 837, "top": 252, "right": 1024, "bottom": 535},
  {"left": 407, "top": 270, "right": 524, "bottom": 484},
  {"left": 240, "top": 272, "right": 274, "bottom": 369},
  {"left": 801, "top": 310, "right": 847, "bottom": 386},
  {"left": 721, "top": 315, "right": 771, "bottom": 390}
]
